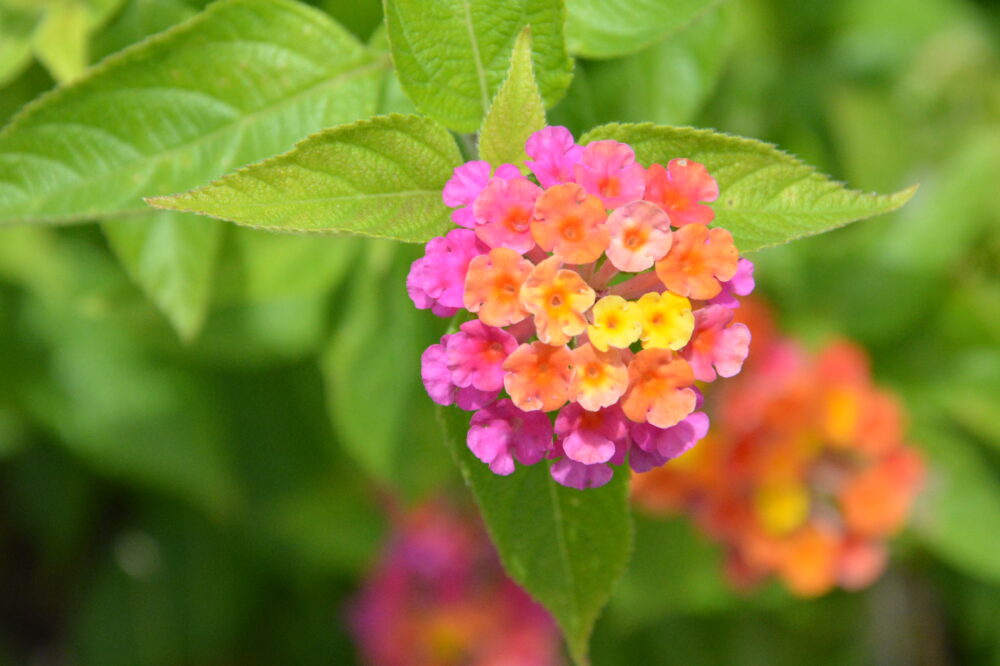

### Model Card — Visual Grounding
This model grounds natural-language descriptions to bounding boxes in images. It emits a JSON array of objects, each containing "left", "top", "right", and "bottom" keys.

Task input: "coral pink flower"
[
  {"left": 655, "top": 224, "right": 739, "bottom": 300},
  {"left": 464, "top": 248, "right": 533, "bottom": 327},
  {"left": 468, "top": 399, "right": 553, "bottom": 475},
  {"left": 605, "top": 200, "right": 673, "bottom": 272},
  {"left": 503, "top": 342, "right": 573, "bottom": 412},
  {"left": 621, "top": 349, "right": 697, "bottom": 428},
  {"left": 568, "top": 343, "right": 629, "bottom": 411},
  {"left": 573, "top": 140, "right": 646, "bottom": 209},
  {"left": 445, "top": 320, "right": 518, "bottom": 392},
  {"left": 407, "top": 229, "right": 487, "bottom": 317},
  {"left": 531, "top": 183, "right": 609, "bottom": 264},
  {"left": 555, "top": 403, "right": 629, "bottom": 465},
  {"left": 643, "top": 158, "right": 719, "bottom": 226},
  {"left": 519, "top": 256, "right": 596, "bottom": 345},
  {"left": 472, "top": 177, "right": 543, "bottom": 253},
  {"left": 525, "top": 126, "right": 584, "bottom": 188},
  {"left": 421, "top": 338, "right": 497, "bottom": 410},
  {"left": 443, "top": 160, "right": 521, "bottom": 227},
  {"left": 709, "top": 258, "right": 756, "bottom": 308},
  {"left": 682, "top": 305, "right": 751, "bottom": 382}
]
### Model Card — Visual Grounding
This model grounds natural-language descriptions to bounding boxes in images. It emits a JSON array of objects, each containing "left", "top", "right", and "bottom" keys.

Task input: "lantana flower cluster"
[
  {"left": 408, "top": 126, "right": 753, "bottom": 489},
  {"left": 348, "top": 499, "right": 562, "bottom": 665},
  {"left": 631, "top": 300, "right": 926, "bottom": 597}
]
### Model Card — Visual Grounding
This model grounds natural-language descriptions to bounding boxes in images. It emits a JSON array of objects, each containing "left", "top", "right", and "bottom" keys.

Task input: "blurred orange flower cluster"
[{"left": 632, "top": 300, "right": 926, "bottom": 597}]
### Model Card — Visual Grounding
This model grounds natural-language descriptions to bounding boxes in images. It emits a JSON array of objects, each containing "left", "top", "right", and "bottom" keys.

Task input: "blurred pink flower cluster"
[{"left": 349, "top": 500, "right": 563, "bottom": 665}]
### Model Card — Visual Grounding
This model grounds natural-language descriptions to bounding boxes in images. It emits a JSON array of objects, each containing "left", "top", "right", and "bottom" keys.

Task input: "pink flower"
[
  {"left": 407, "top": 229, "right": 487, "bottom": 317},
  {"left": 446, "top": 320, "right": 518, "bottom": 392},
  {"left": 472, "top": 177, "right": 542, "bottom": 253},
  {"left": 468, "top": 399, "right": 553, "bottom": 475},
  {"left": 524, "top": 126, "right": 584, "bottom": 188},
  {"left": 708, "top": 258, "right": 756, "bottom": 308},
  {"left": 682, "top": 305, "right": 752, "bottom": 382},
  {"left": 605, "top": 200, "right": 673, "bottom": 272},
  {"left": 550, "top": 456, "right": 614, "bottom": 490},
  {"left": 631, "top": 411, "right": 709, "bottom": 460},
  {"left": 443, "top": 160, "right": 521, "bottom": 227},
  {"left": 555, "top": 403, "right": 629, "bottom": 465},
  {"left": 573, "top": 140, "right": 646, "bottom": 209},
  {"left": 643, "top": 158, "right": 719, "bottom": 226},
  {"left": 421, "top": 339, "right": 497, "bottom": 410}
]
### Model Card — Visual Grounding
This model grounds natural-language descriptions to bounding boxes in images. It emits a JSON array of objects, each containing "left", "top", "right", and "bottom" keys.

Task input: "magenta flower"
[
  {"left": 524, "top": 126, "right": 584, "bottom": 187},
  {"left": 443, "top": 160, "right": 521, "bottom": 227},
  {"left": 573, "top": 140, "right": 646, "bottom": 209},
  {"left": 555, "top": 403, "right": 628, "bottom": 465},
  {"left": 468, "top": 399, "right": 553, "bottom": 475},
  {"left": 708, "top": 258, "right": 756, "bottom": 308},
  {"left": 683, "top": 305, "right": 752, "bottom": 382},
  {"left": 421, "top": 339, "right": 497, "bottom": 410},
  {"left": 472, "top": 177, "right": 543, "bottom": 253},
  {"left": 407, "top": 228, "right": 487, "bottom": 317},
  {"left": 550, "top": 456, "right": 614, "bottom": 490},
  {"left": 631, "top": 411, "right": 710, "bottom": 460},
  {"left": 446, "top": 320, "right": 518, "bottom": 392}
]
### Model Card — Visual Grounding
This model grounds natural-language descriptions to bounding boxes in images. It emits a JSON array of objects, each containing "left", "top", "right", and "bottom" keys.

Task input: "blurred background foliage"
[{"left": 0, "top": 0, "right": 998, "bottom": 663}]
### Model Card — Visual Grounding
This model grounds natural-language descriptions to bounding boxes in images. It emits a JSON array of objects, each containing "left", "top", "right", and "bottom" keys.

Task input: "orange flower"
[
  {"left": 531, "top": 183, "right": 609, "bottom": 264},
  {"left": 839, "top": 449, "right": 924, "bottom": 538},
  {"left": 621, "top": 349, "right": 696, "bottom": 427},
  {"left": 654, "top": 224, "right": 738, "bottom": 299},
  {"left": 777, "top": 524, "right": 839, "bottom": 597},
  {"left": 502, "top": 342, "right": 573, "bottom": 412},
  {"left": 569, "top": 344, "right": 629, "bottom": 411},
  {"left": 519, "top": 256, "right": 596, "bottom": 346},
  {"left": 463, "top": 248, "right": 533, "bottom": 326}
]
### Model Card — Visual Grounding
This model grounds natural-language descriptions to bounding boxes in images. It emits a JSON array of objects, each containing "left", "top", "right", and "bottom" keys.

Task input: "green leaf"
[
  {"left": 148, "top": 114, "right": 463, "bottom": 243},
  {"left": 585, "top": 4, "right": 728, "bottom": 126},
  {"left": 0, "top": 0, "right": 384, "bottom": 226},
  {"left": 322, "top": 240, "right": 430, "bottom": 484},
  {"left": 912, "top": 425, "right": 1000, "bottom": 586},
  {"left": 0, "top": 5, "right": 39, "bottom": 87},
  {"left": 383, "top": 0, "right": 572, "bottom": 132},
  {"left": 439, "top": 406, "right": 633, "bottom": 665},
  {"left": 478, "top": 27, "right": 546, "bottom": 168},
  {"left": 103, "top": 212, "right": 223, "bottom": 341},
  {"left": 32, "top": 0, "right": 90, "bottom": 83},
  {"left": 581, "top": 123, "right": 917, "bottom": 252},
  {"left": 565, "top": 0, "right": 728, "bottom": 59}
]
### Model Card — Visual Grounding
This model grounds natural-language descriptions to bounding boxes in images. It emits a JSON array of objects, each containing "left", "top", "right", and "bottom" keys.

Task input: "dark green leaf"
[{"left": 439, "top": 406, "right": 633, "bottom": 665}]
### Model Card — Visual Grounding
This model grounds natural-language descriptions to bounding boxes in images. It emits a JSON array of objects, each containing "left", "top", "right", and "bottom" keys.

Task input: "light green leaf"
[
  {"left": 581, "top": 123, "right": 916, "bottom": 252},
  {"left": 148, "top": 114, "right": 463, "bottom": 243},
  {"left": 0, "top": 0, "right": 384, "bottom": 226},
  {"left": 439, "top": 406, "right": 633, "bottom": 665},
  {"left": 103, "top": 212, "right": 223, "bottom": 341},
  {"left": 912, "top": 425, "right": 1000, "bottom": 586},
  {"left": 32, "top": 0, "right": 90, "bottom": 83},
  {"left": 565, "top": 0, "right": 728, "bottom": 59},
  {"left": 585, "top": 4, "right": 728, "bottom": 126},
  {"left": 478, "top": 27, "right": 546, "bottom": 168},
  {"left": 383, "top": 0, "right": 572, "bottom": 132}
]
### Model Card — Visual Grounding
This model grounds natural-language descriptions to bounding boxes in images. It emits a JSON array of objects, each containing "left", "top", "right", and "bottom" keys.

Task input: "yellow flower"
[
  {"left": 587, "top": 295, "right": 642, "bottom": 351},
  {"left": 637, "top": 291, "right": 694, "bottom": 350}
]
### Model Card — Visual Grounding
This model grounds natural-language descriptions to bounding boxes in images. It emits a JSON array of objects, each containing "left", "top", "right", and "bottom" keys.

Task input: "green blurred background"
[{"left": 1, "top": 0, "right": 999, "bottom": 663}]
